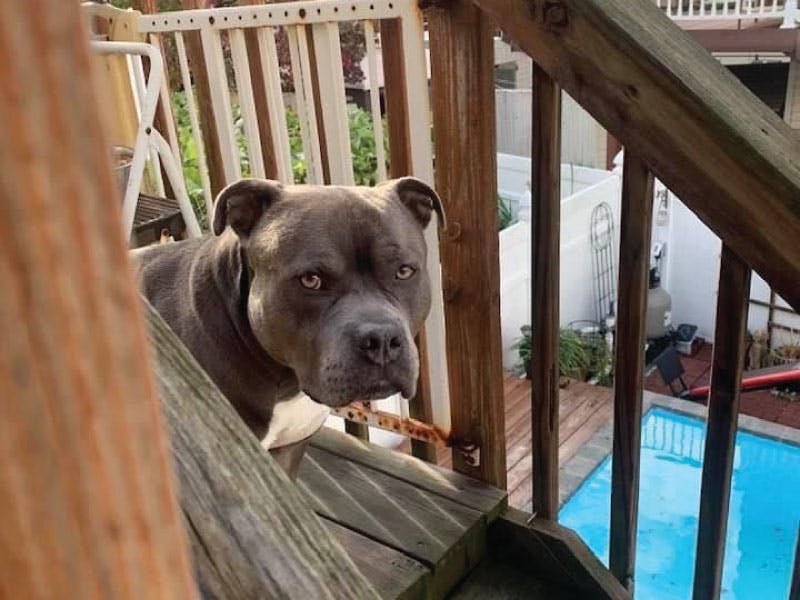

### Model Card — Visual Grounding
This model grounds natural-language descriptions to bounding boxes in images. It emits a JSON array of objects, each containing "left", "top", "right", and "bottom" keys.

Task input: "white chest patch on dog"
[{"left": 261, "top": 393, "right": 330, "bottom": 450}]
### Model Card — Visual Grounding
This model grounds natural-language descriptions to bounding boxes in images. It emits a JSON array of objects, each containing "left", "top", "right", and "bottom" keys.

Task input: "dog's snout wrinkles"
[{"left": 356, "top": 322, "right": 403, "bottom": 366}]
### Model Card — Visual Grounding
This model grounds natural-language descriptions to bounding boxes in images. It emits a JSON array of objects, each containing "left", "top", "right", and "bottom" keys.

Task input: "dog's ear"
[
  {"left": 385, "top": 177, "right": 446, "bottom": 230},
  {"left": 212, "top": 178, "right": 283, "bottom": 236}
]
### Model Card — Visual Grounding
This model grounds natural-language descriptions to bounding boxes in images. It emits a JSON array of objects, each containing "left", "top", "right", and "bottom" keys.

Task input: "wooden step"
[
  {"left": 448, "top": 558, "right": 580, "bottom": 599},
  {"left": 298, "top": 427, "right": 508, "bottom": 598}
]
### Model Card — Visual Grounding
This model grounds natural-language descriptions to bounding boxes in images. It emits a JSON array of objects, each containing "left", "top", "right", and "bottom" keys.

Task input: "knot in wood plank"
[{"left": 542, "top": 0, "right": 569, "bottom": 29}]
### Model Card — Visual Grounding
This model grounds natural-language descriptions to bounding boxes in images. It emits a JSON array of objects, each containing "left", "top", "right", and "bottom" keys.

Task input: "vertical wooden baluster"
[
  {"left": 529, "top": 62, "right": 561, "bottom": 518},
  {"left": 179, "top": 0, "right": 227, "bottom": 196},
  {"left": 310, "top": 22, "right": 354, "bottom": 185},
  {"left": 381, "top": 17, "right": 437, "bottom": 461},
  {"left": 199, "top": 26, "right": 242, "bottom": 184},
  {"left": 693, "top": 245, "right": 751, "bottom": 600},
  {"left": 0, "top": 2, "right": 196, "bottom": 595},
  {"left": 304, "top": 29, "right": 332, "bottom": 184},
  {"left": 229, "top": 28, "right": 266, "bottom": 179},
  {"left": 364, "top": 20, "right": 387, "bottom": 182},
  {"left": 609, "top": 152, "right": 655, "bottom": 591},
  {"left": 429, "top": 0, "right": 506, "bottom": 487},
  {"left": 287, "top": 25, "right": 324, "bottom": 184},
  {"left": 239, "top": 0, "right": 280, "bottom": 180},
  {"left": 256, "top": 26, "right": 294, "bottom": 183},
  {"left": 175, "top": 31, "right": 214, "bottom": 218}
]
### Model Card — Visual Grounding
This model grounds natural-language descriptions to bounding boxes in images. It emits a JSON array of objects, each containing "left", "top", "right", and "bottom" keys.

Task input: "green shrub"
[
  {"left": 516, "top": 325, "right": 610, "bottom": 383},
  {"left": 497, "top": 195, "right": 516, "bottom": 231},
  {"left": 171, "top": 90, "right": 389, "bottom": 229}
]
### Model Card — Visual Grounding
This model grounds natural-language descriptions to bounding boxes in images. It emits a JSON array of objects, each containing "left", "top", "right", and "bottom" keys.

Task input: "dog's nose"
[{"left": 356, "top": 323, "right": 403, "bottom": 366}]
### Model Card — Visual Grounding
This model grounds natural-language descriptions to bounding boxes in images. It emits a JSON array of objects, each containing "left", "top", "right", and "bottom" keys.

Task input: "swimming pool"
[{"left": 560, "top": 407, "right": 800, "bottom": 599}]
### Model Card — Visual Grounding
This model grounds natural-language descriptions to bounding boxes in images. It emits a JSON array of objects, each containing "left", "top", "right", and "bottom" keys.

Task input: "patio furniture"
[{"left": 654, "top": 346, "right": 690, "bottom": 397}]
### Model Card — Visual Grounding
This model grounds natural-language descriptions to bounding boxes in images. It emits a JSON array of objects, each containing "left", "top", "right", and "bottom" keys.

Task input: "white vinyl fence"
[{"left": 497, "top": 154, "right": 621, "bottom": 368}]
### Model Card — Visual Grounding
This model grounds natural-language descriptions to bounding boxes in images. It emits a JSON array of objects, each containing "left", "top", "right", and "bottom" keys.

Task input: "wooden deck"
[
  {"left": 298, "top": 427, "right": 625, "bottom": 599},
  {"left": 502, "top": 373, "right": 614, "bottom": 510},
  {"left": 404, "top": 373, "right": 614, "bottom": 511}
]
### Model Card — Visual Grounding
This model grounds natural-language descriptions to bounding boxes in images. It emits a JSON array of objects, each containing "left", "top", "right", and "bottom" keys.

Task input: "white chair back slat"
[
  {"left": 256, "top": 26, "right": 294, "bottom": 183},
  {"left": 230, "top": 28, "right": 266, "bottom": 179},
  {"left": 200, "top": 26, "right": 242, "bottom": 183},
  {"left": 149, "top": 33, "right": 183, "bottom": 170},
  {"left": 174, "top": 30, "right": 214, "bottom": 218},
  {"left": 131, "top": 53, "right": 167, "bottom": 197}
]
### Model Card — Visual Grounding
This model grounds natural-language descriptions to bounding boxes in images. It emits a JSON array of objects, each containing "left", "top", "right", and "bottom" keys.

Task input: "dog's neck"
[{"left": 203, "top": 234, "right": 299, "bottom": 432}]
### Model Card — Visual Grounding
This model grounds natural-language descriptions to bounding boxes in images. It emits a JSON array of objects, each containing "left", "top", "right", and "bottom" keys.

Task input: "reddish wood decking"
[
  {"left": 644, "top": 342, "right": 800, "bottom": 428},
  {"left": 400, "top": 373, "right": 614, "bottom": 510}
]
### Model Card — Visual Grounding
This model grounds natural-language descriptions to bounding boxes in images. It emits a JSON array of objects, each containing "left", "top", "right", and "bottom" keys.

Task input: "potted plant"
[
  {"left": 772, "top": 329, "right": 800, "bottom": 366},
  {"left": 516, "top": 325, "right": 533, "bottom": 379},
  {"left": 515, "top": 326, "right": 595, "bottom": 381}
]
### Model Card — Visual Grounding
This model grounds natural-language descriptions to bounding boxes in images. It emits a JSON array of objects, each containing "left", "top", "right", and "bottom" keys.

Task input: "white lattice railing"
[
  {"left": 88, "top": 0, "right": 451, "bottom": 443},
  {"left": 655, "top": 0, "right": 795, "bottom": 21}
]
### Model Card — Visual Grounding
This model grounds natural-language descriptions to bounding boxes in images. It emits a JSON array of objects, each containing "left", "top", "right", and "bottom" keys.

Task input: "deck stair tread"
[{"left": 299, "top": 428, "right": 625, "bottom": 599}]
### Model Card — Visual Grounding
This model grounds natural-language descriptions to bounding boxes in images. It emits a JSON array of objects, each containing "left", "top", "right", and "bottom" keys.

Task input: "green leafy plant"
[
  {"left": 559, "top": 329, "right": 592, "bottom": 380},
  {"left": 497, "top": 195, "right": 517, "bottom": 231},
  {"left": 172, "top": 90, "right": 390, "bottom": 228},
  {"left": 516, "top": 325, "right": 611, "bottom": 384}
]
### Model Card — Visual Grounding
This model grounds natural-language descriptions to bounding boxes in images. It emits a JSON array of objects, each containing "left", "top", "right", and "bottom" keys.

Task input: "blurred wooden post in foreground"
[{"left": 0, "top": 3, "right": 196, "bottom": 597}]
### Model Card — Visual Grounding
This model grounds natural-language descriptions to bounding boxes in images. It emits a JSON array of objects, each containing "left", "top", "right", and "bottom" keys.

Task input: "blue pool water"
[{"left": 560, "top": 407, "right": 800, "bottom": 599}]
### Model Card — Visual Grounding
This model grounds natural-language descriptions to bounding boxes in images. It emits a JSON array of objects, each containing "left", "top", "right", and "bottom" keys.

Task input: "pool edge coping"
[{"left": 554, "top": 391, "right": 800, "bottom": 510}]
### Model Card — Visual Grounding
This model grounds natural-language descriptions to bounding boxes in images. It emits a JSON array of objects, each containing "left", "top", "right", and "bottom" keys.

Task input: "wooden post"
[
  {"left": 239, "top": 0, "right": 280, "bottom": 179},
  {"left": 305, "top": 30, "right": 332, "bottom": 184},
  {"left": 381, "top": 19, "right": 412, "bottom": 177},
  {"left": 693, "top": 245, "right": 751, "bottom": 600},
  {"left": 529, "top": 62, "right": 561, "bottom": 519},
  {"left": 428, "top": 0, "right": 507, "bottom": 487},
  {"left": 609, "top": 152, "right": 654, "bottom": 590},
  {"left": 0, "top": 3, "right": 195, "bottom": 596},
  {"left": 180, "top": 0, "right": 227, "bottom": 196},
  {"left": 381, "top": 18, "right": 437, "bottom": 462}
]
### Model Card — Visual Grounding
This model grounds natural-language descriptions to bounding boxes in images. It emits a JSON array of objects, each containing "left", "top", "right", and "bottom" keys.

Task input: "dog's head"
[{"left": 212, "top": 177, "right": 445, "bottom": 407}]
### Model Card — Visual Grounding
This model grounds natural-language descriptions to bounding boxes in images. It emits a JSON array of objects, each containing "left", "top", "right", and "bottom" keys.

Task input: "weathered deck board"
[
  {"left": 298, "top": 445, "right": 487, "bottom": 597},
  {"left": 148, "top": 303, "right": 378, "bottom": 599},
  {"left": 502, "top": 375, "right": 614, "bottom": 509},
  {"left": 310, "top": 427, "right": 507, "bottom": 521},
  {"left": 324, "top": 519, "right": 431, "bottom": 600}
]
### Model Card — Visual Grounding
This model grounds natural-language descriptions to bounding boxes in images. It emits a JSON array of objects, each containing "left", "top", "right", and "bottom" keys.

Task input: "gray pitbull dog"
[{"left": 135, "top": 177, "right": 444, "bottom": 440}]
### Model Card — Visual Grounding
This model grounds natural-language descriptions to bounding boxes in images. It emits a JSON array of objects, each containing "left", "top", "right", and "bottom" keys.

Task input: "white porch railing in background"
[
  {"left": 96, "top": 0, "right": 451, "bottom": 441},
  {"left": 655, "top": 0, "right": 794, "bottom": 21}
]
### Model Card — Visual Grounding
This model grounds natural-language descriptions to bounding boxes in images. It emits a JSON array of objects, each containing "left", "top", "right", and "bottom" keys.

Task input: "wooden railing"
[
  {"left": 655, "top": 0, "right": 792, "bottom": 20},
  {"left": 470, "top": 0, "right": 800, "bottom": 597},
  {"left": 86, "top": 0, "right": 800, "bottom": 597}
]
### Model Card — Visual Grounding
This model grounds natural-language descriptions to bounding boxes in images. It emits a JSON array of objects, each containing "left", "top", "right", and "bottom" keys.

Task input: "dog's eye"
[
  {"left": 299, "top": 272, "right": 323, "bottom": 290},
  {"left": 396, "top": 265, "right": 416, "bottom": 280}
]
